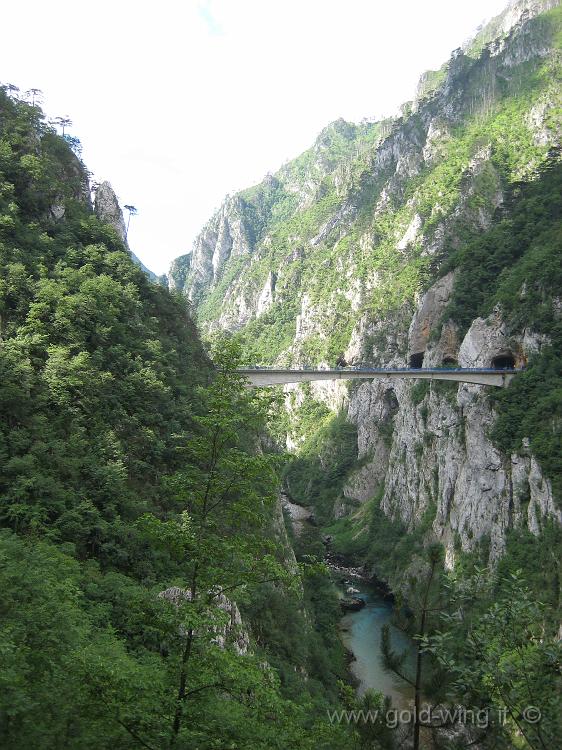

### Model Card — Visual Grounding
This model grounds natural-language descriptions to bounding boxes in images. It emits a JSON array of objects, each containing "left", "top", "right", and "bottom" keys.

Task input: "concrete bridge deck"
[{"left": 237, "top": 367, "right": 518, "bottom": 388}]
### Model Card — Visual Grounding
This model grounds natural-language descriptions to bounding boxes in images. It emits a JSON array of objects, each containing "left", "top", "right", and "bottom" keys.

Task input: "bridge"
[{"left": 237, "top": 367, "right": 518, "bottom": 388}]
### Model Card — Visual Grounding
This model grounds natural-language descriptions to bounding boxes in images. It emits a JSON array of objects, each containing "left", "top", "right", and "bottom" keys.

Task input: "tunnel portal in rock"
[
  {"left": 409, "top": 352, "right": 425, "bottom": 368},
  {"left": 442, "top": 356, "right": 458, "bottom": 367},
  {"left": 491, "top": 353, "right": 516, "bottom": 370}
]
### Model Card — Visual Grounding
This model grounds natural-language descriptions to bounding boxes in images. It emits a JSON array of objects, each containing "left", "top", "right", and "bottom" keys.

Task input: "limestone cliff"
[
  {"left": 342, "top": 295, "right": 560, "bottom": 568},
  {"left": 170, "top": 0, "right": 562, "bottom": 570},
  {"left": 94, "top": 181, "right": 158, "bottom": 281}
]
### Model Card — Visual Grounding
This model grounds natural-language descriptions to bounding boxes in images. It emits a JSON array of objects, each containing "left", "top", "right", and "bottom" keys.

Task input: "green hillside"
[{"left": 0, "top": 88, "right": 353, "bottom": 750}]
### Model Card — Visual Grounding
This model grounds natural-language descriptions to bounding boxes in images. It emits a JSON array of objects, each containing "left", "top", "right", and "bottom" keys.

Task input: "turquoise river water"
[{"left": 339, "top": 581, "right": 416, "bottom": 707}]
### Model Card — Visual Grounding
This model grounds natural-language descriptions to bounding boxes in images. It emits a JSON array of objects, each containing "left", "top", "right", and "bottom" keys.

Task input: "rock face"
[
  {"left": 257, "top": 272, "right": 276, "bottom": 316},
  {"left": 94, "top": 181, "right": 157, "bottom": 281},
  {"left": 281, "top": 492, "right": 314, "bottom": 536},
  {"left": 174, "top": 196, "right": 253, "bottom": 304},
  {"left": 158, "top": 586, "right": 249, "bottom": 655},
  {"left": 458, "top": 309, "right": 529, "bottom": 369},
  {"left": 408, "top": 272, "right": 455, "bottom": 364},
  {"left": 94, "top": 181, "right": 128, "bottom": 241},
  {"left": 341, "top": 282, "right": 560, "bottom": 565},
  {"left": 169, "top": 0, "right": 561, "bottom": 568}
]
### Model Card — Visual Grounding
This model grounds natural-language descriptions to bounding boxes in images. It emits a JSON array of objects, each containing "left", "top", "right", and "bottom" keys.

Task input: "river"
[{"left": 338, "top": 578, "right": 416, "bottom": 707}]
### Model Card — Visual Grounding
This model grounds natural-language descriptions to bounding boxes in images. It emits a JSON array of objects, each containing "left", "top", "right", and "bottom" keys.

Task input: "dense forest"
[{"left": 0, "top": 88, "right": 355, "bottom": 749}]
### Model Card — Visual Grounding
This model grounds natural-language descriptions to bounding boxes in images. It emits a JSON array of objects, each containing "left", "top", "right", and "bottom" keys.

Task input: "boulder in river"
[{"left": 340, "top": 597, "right": 366, "bottom": 612}]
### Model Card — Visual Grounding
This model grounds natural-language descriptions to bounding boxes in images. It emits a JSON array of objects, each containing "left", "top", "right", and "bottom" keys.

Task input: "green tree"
[
  {"left": 24, "top": 88, "right": 42, "bottom": 106},
  {"left": 0, "top": 530, "right": 160, "bottom": 750},
  {"left": 381, "top": 545, "right": 446, "bottom": 749},
  {"left": 137, "top": 337, "right": 297, "bottom": 746},
  {"left": 52, "top": 115, "right": 72, "bottom": 136},
  {"left": 124, "top": 204, "right": 138, "bottom": 237},
  {"left": 426, "top": 571, "right": 562, "bottom": 750}
]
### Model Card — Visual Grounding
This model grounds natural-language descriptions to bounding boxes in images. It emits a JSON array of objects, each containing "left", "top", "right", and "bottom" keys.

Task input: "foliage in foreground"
[
  {"left": 0, "top": 338, "right": 354, "bottom": 748},
  {"left": 0, "top": 88, "right": 355, "bottom": 749}
]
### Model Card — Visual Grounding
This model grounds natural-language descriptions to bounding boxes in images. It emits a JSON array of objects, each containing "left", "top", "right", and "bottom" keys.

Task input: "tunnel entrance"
[
  {"left": 409, "top": 352, "right": 425, "bottom": 368},
  {"left": 491, "top": 353, "right": 515, "bottom": 370}
]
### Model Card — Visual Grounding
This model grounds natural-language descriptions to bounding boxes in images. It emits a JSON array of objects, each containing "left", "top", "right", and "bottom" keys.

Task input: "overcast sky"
[{"left": 2, "top": 0, "right": 508, "bottom": 275}]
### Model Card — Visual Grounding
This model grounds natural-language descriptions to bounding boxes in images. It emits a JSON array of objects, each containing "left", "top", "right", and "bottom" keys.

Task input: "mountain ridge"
[
  {"left": 169, "top": 0, "right": 559, "bottom": 315},
  {"left": 168, "top": 0, "right": 562, "bottom": 580}
]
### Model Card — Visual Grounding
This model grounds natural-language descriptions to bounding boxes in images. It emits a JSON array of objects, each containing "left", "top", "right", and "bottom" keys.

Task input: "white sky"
[{"left": 2, "top": 0, "right": 508, "bottom": 275}]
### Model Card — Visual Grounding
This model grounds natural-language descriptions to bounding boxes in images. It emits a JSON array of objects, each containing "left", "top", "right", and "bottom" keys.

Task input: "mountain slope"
[
  {"left": 0, "top": 86, "right": 354, "bottom": 749},
  {"left": 170, "top": 0, "right": 562, "bottom": 585},
  {"left": 172, "top": 0, "right": 560, "bottom": 354}
]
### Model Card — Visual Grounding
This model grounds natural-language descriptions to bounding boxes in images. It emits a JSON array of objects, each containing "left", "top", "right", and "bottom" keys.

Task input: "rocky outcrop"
[
  {"left": 257, "top": 272, "right": 276, "bottom": 316},
  {"left": 281, "top": 492, "right": 314, "bottom": 536},
  {"left": 94, "top": 181, "right": 128, "bottom": 241},
  {"left": 158, "top": 586, "right": 249, "bottom": 655},
  {"left": 397, "top": 214, "right": 423, "bottom": 252},
  {"left": 178, "top": 196, "right": 254, "bottom": 304},
  {"left": 94, "top": 181, "right": 157, "bottom": 280},
  {"left": 408, "top": 271, "right": 455, "bottom": 363},
  {"left": 458, "top": 307, "right": 548, "bottom": 368}
]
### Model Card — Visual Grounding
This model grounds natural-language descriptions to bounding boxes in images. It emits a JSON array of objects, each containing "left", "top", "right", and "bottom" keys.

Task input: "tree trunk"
[{"left": 413, "top": 558, "right": 436, "bottom": 750}]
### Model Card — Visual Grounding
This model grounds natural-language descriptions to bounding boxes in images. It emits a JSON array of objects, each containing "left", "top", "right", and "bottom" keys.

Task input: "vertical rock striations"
[{"left": 170, "top": 0, "right": 562, "bottom": 566}]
